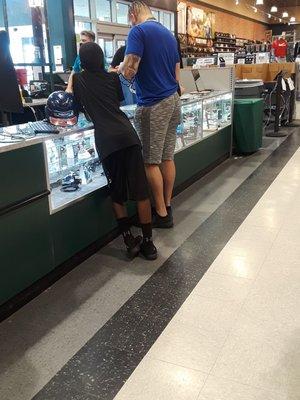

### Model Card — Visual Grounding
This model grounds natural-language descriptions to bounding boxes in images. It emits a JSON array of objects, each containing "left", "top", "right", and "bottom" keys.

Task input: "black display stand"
[{"left": 266, "top": 72, "right": 287, "bottom": 138}]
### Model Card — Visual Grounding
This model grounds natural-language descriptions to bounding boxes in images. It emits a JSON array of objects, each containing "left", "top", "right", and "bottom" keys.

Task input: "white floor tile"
[
  {"left": 239, "top": 273, "right": 300, "bottom": 333},
  {"left": 114, "top": 357, "right": 207, "bottom": 400},
  {"left": 192, "top": 272, "right": 252, "bottom": 304},
  {"left": 171, "top": 294, "right": 241, "bottom": 342},
  {"left": 258, "top": 257, "right": 300, "bottom": 278},
  {"left": 148, "top": 319, "right": 224, "bottom": 373},
  {"left": 245, "top": 207, "right": 286, "bottom": 230},
  {"left": 264, "top": 236, "right": 300, "bottom": 265},
  {"left": 210, "top": 315, "right": 299, "bottom": 395},
  {"left": 229, "top": 224, "right": 278, "bottom": 245},
  {"left": 208, "top": 251, "right": 263, "bottom": 279},
  {"left": 198, "top": 375, "right": 287, "bottom": 400}
]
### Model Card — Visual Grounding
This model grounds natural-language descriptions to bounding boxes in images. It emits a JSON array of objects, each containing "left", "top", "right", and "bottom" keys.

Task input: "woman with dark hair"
[
  {"left": 73, "top": 42, "right": 157, "bottom": 260},
  {"left": 0, "top": 30, "right": 10, "bottom": 62},
  {"left": 0, "top": 30, "right": 23, "bottom": 117}
]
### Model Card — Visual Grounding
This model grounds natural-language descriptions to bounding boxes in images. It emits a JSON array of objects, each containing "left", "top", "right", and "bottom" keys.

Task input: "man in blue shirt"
[
  {"left": 119, "top": 1, "right": 181, "bottom": 229},
  {"left": 66, "top": 30, "right": 95, "bottom": 92}
]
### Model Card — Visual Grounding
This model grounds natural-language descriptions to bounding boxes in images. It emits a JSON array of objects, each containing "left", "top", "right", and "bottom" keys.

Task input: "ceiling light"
[
  {"left": 268, "top": 13, "right": 271, "bottom": 18},
  {"left": 279, "top": 18, "right": 282, "bottom": 22},
  {"left": 271, "top": 6, "right": 278, "bottom": 12},
  {"left": 290, "top": 16, "right": 296, "bottom": 22},
  {"left": 282, "top": 11, "right": 288, "bottom": 18},
  {"left": 235, "top": 0, "right": 239, "bottom": 4},
  {"left": 253, "top": 7, "right": 257, "bottom": 13},
  {"left": 256, "top": 0, "right": 263, "bottom": 4}
]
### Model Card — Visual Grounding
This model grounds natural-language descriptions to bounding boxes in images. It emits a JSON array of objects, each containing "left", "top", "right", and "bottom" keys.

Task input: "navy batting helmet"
[{"left": 45, "top": 91, "right": 78, "bottom": 126}]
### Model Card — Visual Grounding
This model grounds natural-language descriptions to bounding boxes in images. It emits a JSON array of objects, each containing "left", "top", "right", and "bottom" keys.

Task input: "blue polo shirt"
[
  {"left": 126, "top": 20, "right": 180, "bottom": 107},
  {"left": 72, "top": 55, "right": 81, "bottom": 73}
]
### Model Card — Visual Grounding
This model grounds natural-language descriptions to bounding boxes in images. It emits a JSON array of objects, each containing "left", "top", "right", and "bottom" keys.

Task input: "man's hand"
[{"left": 118, "top": 55, "right": 141, "bottom": 80}]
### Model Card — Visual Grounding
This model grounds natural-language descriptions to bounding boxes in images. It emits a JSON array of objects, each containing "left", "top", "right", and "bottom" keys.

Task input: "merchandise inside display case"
[
  {"left": 202, "top": 92, "right": 232, "bottom": 134},
  {"left": 45, "top": 129, "right": 107, "bottom": 212}
]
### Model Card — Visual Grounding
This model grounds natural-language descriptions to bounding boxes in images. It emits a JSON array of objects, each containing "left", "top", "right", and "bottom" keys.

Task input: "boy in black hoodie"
[{"left": 73, "top": 42, "right": 157, "bottom": 260}]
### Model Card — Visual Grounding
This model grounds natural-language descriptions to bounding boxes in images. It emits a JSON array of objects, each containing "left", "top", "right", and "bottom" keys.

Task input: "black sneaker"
[
  {"left": 124, "top": 235, "right": 143, "bottom": 259},
  {"left": 140, "top": 239, "right": 158, "bottom": 260},
  {"left": 167, "top": 206, "right": 173, "bottom": 219},
  {"left": 153, "top": 212, "right": 174, "bottom": 229}
]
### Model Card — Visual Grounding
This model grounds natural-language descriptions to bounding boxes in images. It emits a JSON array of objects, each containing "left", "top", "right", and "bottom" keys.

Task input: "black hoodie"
[{"left": 73, "top": 42, "right": 140, "bottom": 161}]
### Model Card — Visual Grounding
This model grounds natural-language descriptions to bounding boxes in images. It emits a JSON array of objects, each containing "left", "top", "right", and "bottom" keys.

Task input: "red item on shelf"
[
  {"left": 15, "top": 68, "right": 28, "bottom": 86},
  {"left": 272, "top": 38, "right": 288, "bottom": 58}
]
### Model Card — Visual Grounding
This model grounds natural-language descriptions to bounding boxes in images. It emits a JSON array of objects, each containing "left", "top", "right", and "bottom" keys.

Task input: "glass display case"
[
  {"left": 122, "top": 90, "right": 232, "bottom": 152},
  {"left": 202, "top": 92, "right": 232, "bottom": 136},
  {"left": 45, "top": 122, "right": 107, "bottom": 213},
  {"left": 45, "top": 90, "right": 233, "bottom": 213}
]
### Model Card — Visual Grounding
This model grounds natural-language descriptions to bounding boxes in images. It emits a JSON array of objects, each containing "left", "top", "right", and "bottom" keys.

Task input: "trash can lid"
[
  {"left": 234, "top": 98, "right": 263, "bottom": 105},
  {"left": 235, "top": 79, "right": 264, "bottom": 88}
]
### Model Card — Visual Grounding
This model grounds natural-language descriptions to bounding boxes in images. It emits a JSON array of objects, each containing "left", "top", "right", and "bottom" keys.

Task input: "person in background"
[
  {"left": 272, "top": 32, "right": 288, "bottom": 63},
  {"left": 119, "top": 1, "right": 181, "bottom": 229},
  {"left": 73, "top": 42, "right": 157, "bottom": 260},
  {"left": 66, "top": 30, "right": 96, "bottom": 93},
  {"left": 0, "top": 30, "right": 23, "bottom": 122},
  {"left": 109, "top": 45, "right": 126, "bottom": 73}
]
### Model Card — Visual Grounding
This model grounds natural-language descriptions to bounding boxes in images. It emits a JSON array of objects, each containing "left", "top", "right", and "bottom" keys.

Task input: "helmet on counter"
[{"left": 45, "top": 91, "right": 78, "bottom": 126}]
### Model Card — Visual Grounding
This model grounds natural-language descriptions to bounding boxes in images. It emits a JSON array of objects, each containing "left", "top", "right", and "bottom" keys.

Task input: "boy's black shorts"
[{"left": 102, "top": 145, "right": 149, "bottom": 204}]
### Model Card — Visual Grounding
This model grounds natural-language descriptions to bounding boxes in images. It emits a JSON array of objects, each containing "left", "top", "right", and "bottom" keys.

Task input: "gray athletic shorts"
[{"left": 134, "top": 92, "right": 181, "bottom": 165}]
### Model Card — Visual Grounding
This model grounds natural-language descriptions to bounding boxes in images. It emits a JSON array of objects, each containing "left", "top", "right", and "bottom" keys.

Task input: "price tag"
[
  {"left": 287, "top": 77, "right": 295, "bottom": 91},
  {"left": 281, "top": 78, "right": 287, "bottom": 92}
]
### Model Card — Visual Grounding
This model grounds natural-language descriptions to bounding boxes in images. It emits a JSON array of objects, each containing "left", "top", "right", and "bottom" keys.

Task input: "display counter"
[{"left": 0, "top": 69, "right": 234, "bottom": 314}]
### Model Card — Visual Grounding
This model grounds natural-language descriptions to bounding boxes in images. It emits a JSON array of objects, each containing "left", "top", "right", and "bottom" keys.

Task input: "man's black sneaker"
[
  {"left": 167, "top": 206, "right": 173, "bottom": 219},
  {"left": 140, "top": 239, "right": 158, "bottom": 260},
  {"left": 153, "top": 212, "right": 174, "bottom": 229},
  {"left": 124, "top": 235, "right": 142, "bottom": 259}
]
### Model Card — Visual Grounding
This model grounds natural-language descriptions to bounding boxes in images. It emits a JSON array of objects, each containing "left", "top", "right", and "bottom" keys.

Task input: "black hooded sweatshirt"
[{"left": 73, "top": 42, "right": 140, "bottom": 161}]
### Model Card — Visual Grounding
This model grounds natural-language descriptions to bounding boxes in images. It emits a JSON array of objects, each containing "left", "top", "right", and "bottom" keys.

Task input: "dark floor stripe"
[{"left": 33, "top": 129, "right": 300, "bottom": 400}]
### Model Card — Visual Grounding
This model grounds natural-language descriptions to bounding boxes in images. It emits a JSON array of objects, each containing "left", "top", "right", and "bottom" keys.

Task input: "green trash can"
[{"left": 233, "top": 98, "right": 263, "bottom": 154}]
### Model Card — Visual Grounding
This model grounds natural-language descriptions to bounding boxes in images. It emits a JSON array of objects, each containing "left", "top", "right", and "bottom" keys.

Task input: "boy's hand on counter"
[{"left": 117, "top": 62, "right": 124, "bottom": 74}]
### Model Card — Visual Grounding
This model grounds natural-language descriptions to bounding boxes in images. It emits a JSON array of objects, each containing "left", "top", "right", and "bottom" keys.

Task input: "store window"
[
  {"left": 162, "top": 12, "right": 171, "bottom": 31},
  {"left": 151, "top": 9, "right": 159, "bottom": 21},
  {"left": 96, "top": 0, "right": 111, "bottom": 22},
  {"left": 74, "top": 0, "right": 90, "bottom": 18},
  {"left": 98, "top": 37, "right": 113, "bottom": 65},
  {"left": 116, "top": 2, "right": 129, "bottom": 25},
  {"left": 0, "top": 0, "right": 5, "bottom": 30},
  {"left": 6, "top": 0, "right": 48, "bottom": 65},
  {"left": 116, "top": 39, "right": 126, "bottom": 49},
  {"left": 75, "top": 20, "right": 92, "bottom": 35}
]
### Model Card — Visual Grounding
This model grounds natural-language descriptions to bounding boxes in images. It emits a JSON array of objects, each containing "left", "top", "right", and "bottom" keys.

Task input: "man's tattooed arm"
[{"left": 119, "top": 54, "right": 141, "bottom": 80}]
